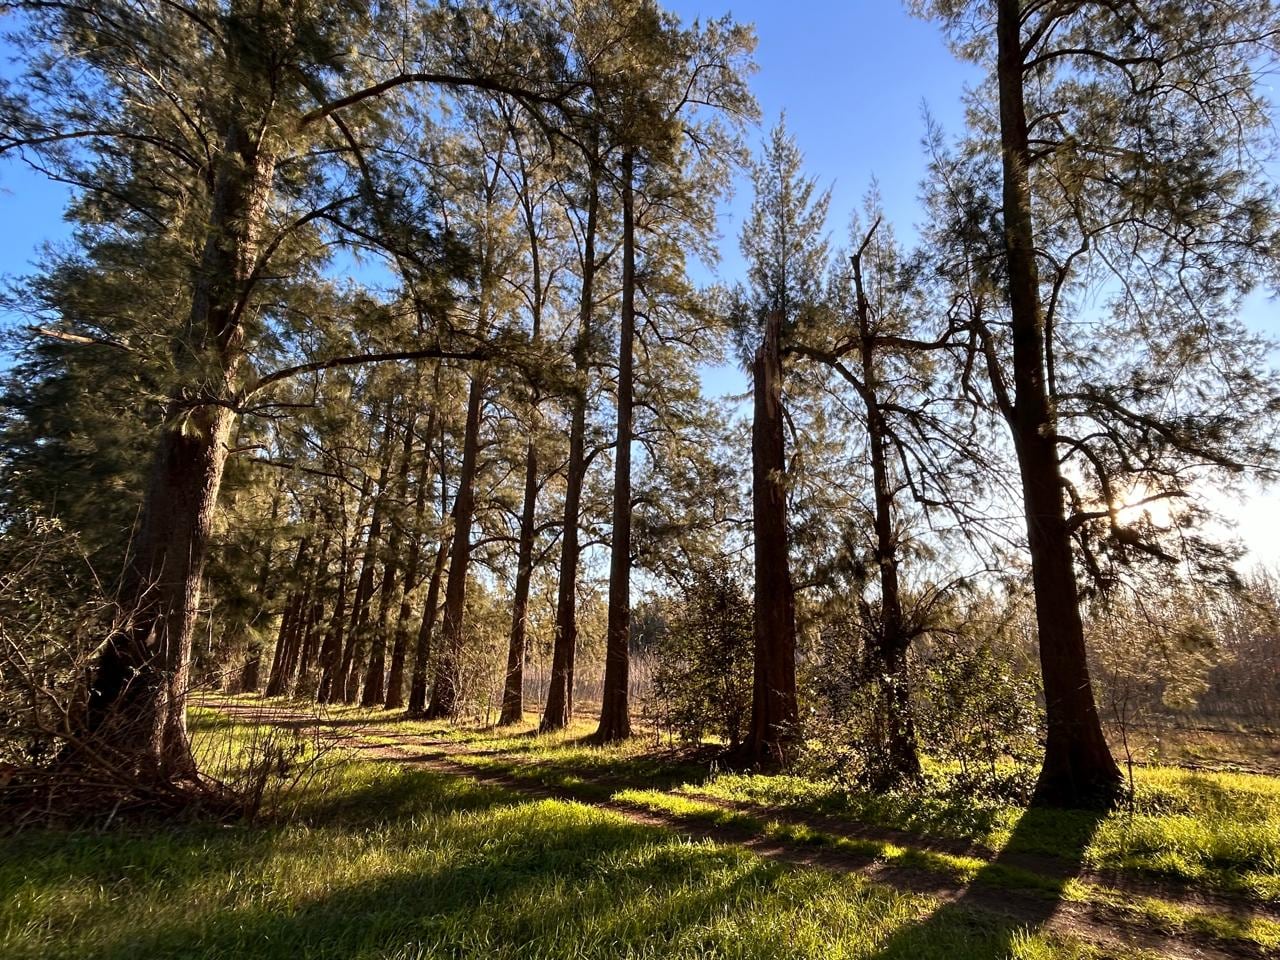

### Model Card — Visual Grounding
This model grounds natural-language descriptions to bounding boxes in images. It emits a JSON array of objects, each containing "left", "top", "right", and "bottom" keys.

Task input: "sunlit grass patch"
[
  {"left": 209, "top": 700, "right": 1280, "bottom": 905},
  {"left": 685, "top": 764, "right": 1280, "bottom": 901},
  {"left": 0, "top": 751, "right": 1107, "bottom": 960}
]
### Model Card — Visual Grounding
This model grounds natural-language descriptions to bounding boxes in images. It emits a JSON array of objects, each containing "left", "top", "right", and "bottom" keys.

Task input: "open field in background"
[
  {"left": 11, "top": 696, "right": 1274, "bottom": 960},
  {"left": 1098, "top": 722, "right": 1280, "bottom": 778}
]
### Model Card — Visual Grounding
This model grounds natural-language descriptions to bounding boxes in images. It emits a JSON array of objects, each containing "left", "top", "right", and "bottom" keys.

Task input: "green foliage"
[
  {"left": 915, "top": 635, "right": 1044, "bottom": 802},
  {"left": 917, "top": 0, "right": 1280, "bottom": 591},
  {"left": 650, "top": 570, "right": 753, "bottom": 747},
  {"left": 737, "top": 117, "right": 831, "bottom": 344}
]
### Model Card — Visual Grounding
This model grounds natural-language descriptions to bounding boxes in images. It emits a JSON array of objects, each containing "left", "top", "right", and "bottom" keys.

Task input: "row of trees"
[
  {"left": 736, "top": 0, "right": 1280, "bottom": 804},
  {"left": 2, "top": 0, "right": 1278, "bottom": 811}
]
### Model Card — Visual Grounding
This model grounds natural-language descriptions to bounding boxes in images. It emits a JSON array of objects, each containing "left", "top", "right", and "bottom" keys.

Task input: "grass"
[
  {"left": 237, "top": 697, "right": 1280, "bottom": 904},
  {"left": 0, "top": 715, "right": 1121, "bottom": 960},
  {"left": 325, "top": 705, "right": 1280, "bottom": 905},
  {"left": 611, "top": 789, "right": 1280, "bottom": 951},
  {"left": 684, "top": 765, "right": 1280, "bottom": 902}
]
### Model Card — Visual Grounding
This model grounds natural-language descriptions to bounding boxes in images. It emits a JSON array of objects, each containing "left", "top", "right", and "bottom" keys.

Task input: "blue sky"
[
  {"left": 2, "top": 1, "right": 1278, "bottom": 564},
  {"left": 669, "top": 1, "right": 979, "bottom": 278}
]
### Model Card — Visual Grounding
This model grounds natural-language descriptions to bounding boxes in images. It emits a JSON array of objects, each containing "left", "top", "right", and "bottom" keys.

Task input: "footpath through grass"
[
  {"left": 0, "top": 711, "right": 1118, "bottom": 960},
  {"left": 258, "top": 698, "right": 1280, "bottom": 955},
  {"left": 313, "top": 702, "right": 1280, "bottom": 905}
]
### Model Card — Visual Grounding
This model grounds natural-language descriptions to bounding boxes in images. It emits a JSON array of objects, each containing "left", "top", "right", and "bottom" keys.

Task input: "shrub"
[{"left": 650, "top": 570, "right": 753, "bottom": 747}]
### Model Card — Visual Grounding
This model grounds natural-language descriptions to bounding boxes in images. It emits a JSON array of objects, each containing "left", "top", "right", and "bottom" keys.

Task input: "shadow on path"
[{"left": 869, "top": 804, "right": 1108, "bottom": 959}]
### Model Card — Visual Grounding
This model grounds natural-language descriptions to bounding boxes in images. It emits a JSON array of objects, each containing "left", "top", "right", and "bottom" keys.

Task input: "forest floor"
[{"left": 2, "top": 696, "right": 1277, "bottom": 960}]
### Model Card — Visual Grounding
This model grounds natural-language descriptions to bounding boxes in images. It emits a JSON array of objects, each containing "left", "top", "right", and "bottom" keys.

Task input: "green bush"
[{"left": 650, "top": 571, "right": 753, "bottom": 747}]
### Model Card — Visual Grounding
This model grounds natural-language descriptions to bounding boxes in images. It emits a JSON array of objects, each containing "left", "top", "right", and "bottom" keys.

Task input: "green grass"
[
  {"left": 612, "top": 789, "right": 1280, "bottom": 950},
  {"left": 0, "top": 726, "right": 1117, "bottom": 960},
  {"left": 343, "top": 712, "right": 1280, "bottom": 905},
  {"left": 685, "top": 765, "right": 1280, "bottom": 902},
  {"left": 254, "top": 698, "right": 1280, "bottom": 904}
]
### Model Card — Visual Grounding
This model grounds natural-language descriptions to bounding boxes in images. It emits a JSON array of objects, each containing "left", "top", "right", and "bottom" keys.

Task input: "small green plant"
[
  {"left": 649, "top": 569, "right": 754, "bottom": 748},
  {"left": 915, "top": 636, "right": 1044, "bottom": 802}
]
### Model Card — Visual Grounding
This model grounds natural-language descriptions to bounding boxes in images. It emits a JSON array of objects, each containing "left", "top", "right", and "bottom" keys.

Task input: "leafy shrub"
[
  {"left": 800, "top": 604, "right": 1043, "bottom": 801},
  {"left": 915, "top": 635, "right": 1043, "bottom": 801},
  {"left": 650, "top": 570, "right": 753, "bottom": 747}
]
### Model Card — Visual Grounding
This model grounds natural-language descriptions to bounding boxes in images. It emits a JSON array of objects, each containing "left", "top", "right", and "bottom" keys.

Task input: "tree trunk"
[
  {"left": 386, "top": 404, "right": 437, "bottom": 709},
  {"left": 995, "top": 0, "right": 1121, "bottom": 808},
  {"left": 363, "top": 406, "right": 419, "bottom": 706},
  {"left": 264, "top": 587, "right": 301, "bottom": 698},
  {"left": 317, "top": 474, "right": 372, "bottom": 703},
  {"left": 541, "top": 169, "right": 598, "bottom": 734},
  {"left": 291, "top": 537, "right": 331, "bottom": 698},
  {"left": 238, "top": 485, "right": 282, "bottom": 694},
  {"left": 854, "top": 249, "right": 921, "bottom": 788},
  {"left": 86, "top": 404, "right": 237, "bottom": 781},
  {"left": 291, "top": 596, "right": 325, "bottom": 699},
  {"left": 407, "top": 429, "right": 450, "bottom": 718},
  {"left": 426, "top": 373, "right": 485, "bottom": 719},
  {"left": 595, "top": 151, "right": 636, "bottom": 744},
  {"left": 499, "top": 439, "right": 539, "bottom": 725},
  {"left": 406, "top": 538, "right": 449, "bottom": 718},
  {"left": 741, "top": 311, "right": 798, "bottom": 766},
  {"left": 81, "top": 64, "right": 276, "bottom": 783},
  {"left": 500, "top": 143, "right": 548, "bottom": 729},
  {"left": 338, "top": 407, "right": 397, "bottom": 703},
  {"left": 315, "top": 554, "right": 352, "bottom": 704},
  {"left": 265, "top": 533, "right": 314, "bottom": 697},
  {"left": 238, "top": 655, "right": 261, "bottom": 694}
]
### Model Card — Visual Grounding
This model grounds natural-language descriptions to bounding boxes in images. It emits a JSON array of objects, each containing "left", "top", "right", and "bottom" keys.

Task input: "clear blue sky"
[
  {"left": 669, "top": 1, "right": 979, "bottom": 276},
  {"left": 1, "top": 2, "right": 1277, "bottom": 563}
]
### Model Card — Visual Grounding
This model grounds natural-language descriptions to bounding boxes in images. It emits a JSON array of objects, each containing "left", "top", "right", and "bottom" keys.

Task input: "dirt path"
[{"left": 203, "top": 699, "right": 1271, "bottom": 960}]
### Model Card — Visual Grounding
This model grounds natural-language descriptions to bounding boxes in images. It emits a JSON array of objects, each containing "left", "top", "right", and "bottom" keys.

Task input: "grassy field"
[
  {"left": 2, "top": 701, "right": 1276, "bottom": 960},
  {"left": 312, "top": 703, "right": 1280, "bottom": 903}
]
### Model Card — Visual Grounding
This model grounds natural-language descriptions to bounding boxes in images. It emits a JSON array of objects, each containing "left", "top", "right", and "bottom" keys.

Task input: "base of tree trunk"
[
  {"left": 1031, "top": 764, "right": 1123, "bottom": 809},
  {"left": 730, "top": 734, "right": 793, "bottom": 772},
  {"left": 589, "top": 715, "right": 631, "bottom": 745},
  {"left": 538, "top": 713, "right": 569, "bottom": 734}
]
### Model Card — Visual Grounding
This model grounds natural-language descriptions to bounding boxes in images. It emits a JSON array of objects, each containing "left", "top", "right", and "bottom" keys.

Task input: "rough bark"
[
  {"left": 595, "top": 151, "right": 636, "bottom": 744},
  {"left": 386, "top": 404, "right": 437, "bottom": 709},
  {"left": 995, "top": 0, "right": 1121, "bottom": 808},
  {"left": 541, "top": 169, "right": 598, "bottom": 734},
  {"left": 85, "top": 402, "right": 239, "bottom": 781},
  {"left": 425, "top": 373, "right": 485, "bottom": 719},
  {"left": 499, "top": 439, "right": 539, "bottom": 725},
  {"left": 741, "top": 311, "right": 798, "bottom": 767},
  {"left": 81, "top": 28, "right": 277, "bottom": 781}
]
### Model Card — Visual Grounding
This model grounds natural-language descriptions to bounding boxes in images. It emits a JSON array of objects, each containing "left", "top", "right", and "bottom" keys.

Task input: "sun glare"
[{"left": 1114, "top": 484, "right": 1176, "bottom": 527}]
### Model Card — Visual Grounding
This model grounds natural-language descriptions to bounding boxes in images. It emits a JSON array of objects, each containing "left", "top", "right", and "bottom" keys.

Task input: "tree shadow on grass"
[
  {"left": 869, "top": 804, "right": 1109, "bottom": 959},
  {"left": 0, "top": 766, "right": 524, "bottom": 930},
  {"left": 78, "top": 806, "right": 785, "bottom": 960}
]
